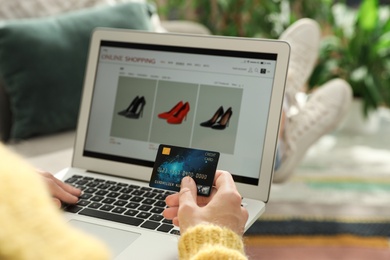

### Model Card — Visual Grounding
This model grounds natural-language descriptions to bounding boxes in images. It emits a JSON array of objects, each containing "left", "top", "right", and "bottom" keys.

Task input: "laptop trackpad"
[{"left": 69, "top": 220, "right": 140, "bottom": 257}]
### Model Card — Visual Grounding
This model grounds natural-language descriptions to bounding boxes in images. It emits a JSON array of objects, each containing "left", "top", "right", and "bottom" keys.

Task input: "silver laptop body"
[{"left": 56, "top": 28, "right": 290, "bottom": 259}]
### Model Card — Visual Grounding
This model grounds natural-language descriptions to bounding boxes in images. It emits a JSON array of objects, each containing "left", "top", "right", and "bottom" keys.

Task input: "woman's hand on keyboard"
[
  {"left": 36, "top": 169, "right": 82, "bottom": 208},
  {"left": 163, "top": 170, "right": 248, "bottom": 236}
]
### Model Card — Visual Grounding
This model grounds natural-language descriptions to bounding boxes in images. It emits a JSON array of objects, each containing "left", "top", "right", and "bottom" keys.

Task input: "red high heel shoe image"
[
  {"left": 211, "top": 107, "right": 233, "bottom": 130},
  {"left": 167, "top": 102, "right": 190, "bottom": 124},
  {"left": 125, "top": 96, "right": 146, "bottom": 119},
  {"left": 158, "top": 101, "right": 184, "bottom": 119},
  {"left": 200, "top": 106, "right": 224, "bottom": 127}
]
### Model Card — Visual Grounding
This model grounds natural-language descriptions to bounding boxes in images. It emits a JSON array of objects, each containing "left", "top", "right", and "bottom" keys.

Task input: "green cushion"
[{"left": 0, "top": 2, "right": 153, "bottom": 139}]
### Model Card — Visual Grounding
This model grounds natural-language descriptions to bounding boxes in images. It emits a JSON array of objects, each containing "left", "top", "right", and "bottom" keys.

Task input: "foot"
[
  {"left": 273, "top": 79, "right": 353, "bottom": 183},
  {"left": 279, "top": 18, "right": 321, "bottom": 114}
]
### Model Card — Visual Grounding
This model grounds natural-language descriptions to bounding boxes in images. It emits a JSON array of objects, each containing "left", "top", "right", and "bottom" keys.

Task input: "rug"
[
  {"left": 244, "top": 216, "right": 390, "bottom": 259},
  {"left": 246, "top": 218, "right": 390, "bottom": 237},
  {"left": 243, "top": 121, "right": 390, "bottom": 259},
  {"left": 243, "top": 173, "right": 390, "bottom": 259},
  {"left": 244, "top": 234, "right": 390, "bottom": 260}
]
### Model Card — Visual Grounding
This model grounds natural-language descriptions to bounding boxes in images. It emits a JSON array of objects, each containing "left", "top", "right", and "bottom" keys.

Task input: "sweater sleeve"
[
  {"left": 178, "top": 224, "right": 248, "bottom": 260},
  {"left": 0, "top": 143, "right": 111, "bottom": 260}
]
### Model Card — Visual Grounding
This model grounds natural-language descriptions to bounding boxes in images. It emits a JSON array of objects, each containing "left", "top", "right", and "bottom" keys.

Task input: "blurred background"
[{"left": 152, "top": 0, "right": 390, "bottom": 258}]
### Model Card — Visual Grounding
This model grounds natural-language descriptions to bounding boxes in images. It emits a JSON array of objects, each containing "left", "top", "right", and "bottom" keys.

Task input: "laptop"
[{"left": 56, "top": 28, "right": 290, "bottom": 259}]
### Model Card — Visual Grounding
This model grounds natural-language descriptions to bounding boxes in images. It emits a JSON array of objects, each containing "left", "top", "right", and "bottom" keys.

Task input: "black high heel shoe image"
[
  {"left": 211, "top": 107, "right": 233, "bottom": 130},
  {"left": 125, "top": 96, "right": 146, "bottom": 119},
  {"left": 118, "top": 96, "right": 139, "bottom": 116},
  {"left": 200, "top": 106, "right": 224, "bottom": 127}
]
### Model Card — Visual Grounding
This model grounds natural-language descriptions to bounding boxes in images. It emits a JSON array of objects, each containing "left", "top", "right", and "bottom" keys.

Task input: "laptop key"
[
  {"left": 77, "top": 185, "right": 87, "bottom": 191},
  {"left": 155, "top": 194, "right": 168, "bottom": 200},
  {"left": 114, "top": 200, "right": 127, "bottom": 207},
  {"left": 64, "top": 177, "right": 78, "bottom": 184},
  {"left": 132, "top": 190, "right": 145, "bottom": 196},
  {"left": 124, "top": 209, "right": 139, "bottom": 216},
  {"left": 77, "top": 200, "right": 90, "bottom": 207},
  {"left": 75, "top": 179, "right": 89, "bottom": 185},
  {"left": 157, "top": 224, "right": 174, "bottom": 233},
  {"left": 86, "top": 182, "right": 100, "bottom": 188},
  {"left": 96, "top": 190, "right": 109, "bottom": 196},
  {"left": 119, "top": 188, "right": 134, "bottom": 194},
  {"left": 150, "top": 207, "right": 164, "bottom": 214},
  {"left": 141, "top": 221, "right": 160, "bottom": 230},
  {"left": 162, "top": 219, "right": 173, "bottom": 224},
  {"left": 90, "top": 196, "right": 104, "bottom": 202},
  {"left": 109, "top": 186, "right": 122, "bottom": 192},
  {"left": 88, "top": 202, "right": 102, "bottom": 209},
  {"left": 65, "top": 205, "right": 83, "bottom": 213},
  {"left": 79, "top": 208, "right": 143, "bottom": 226},
  {"left": 143, "top": 198, "right": 156, "bottom": 205},
  {"left": 102, "top": 198, "right": 115, "bottom": 204},
  {"left": 137, "top": 212, "right": 151, "bottom": 219},
  {"left": 101, "top": 205, "right": 115, "bottom": 211},
  {"left": 153, "top": 189, "right": 165, "bottom": 194},
  {"left": 154, "top": 201, "right": 166, "bottom": 207},
  {"left": 138, "top": 205, "right": 152, "bottom": 212},
  {"left": 130, "top": 196, "right": 143, "bottom": 202},
  {"left": 80, "top": 193, "right": 93, "bottom": 200},
  {"left": 112, "top": 207, "right": 126, "bottom": 214},
  {"left": 150, "top": 214, "right": 164, "bottom": 222},
  {"left": 126, "top": 202, "right": 140, "bottom": 209},
  {"left": 107, "top": 192, "right": 120, "bottom": 198},
  {"left": 144, "top": 192, "right": 157, "bottom": 198},
  {"left": 170, "top": 229, "right": 180, "bottom": 235},
  {"left": 118, "top": 194, "right": 131, "bottom": 200},
  {"left": 97, "top": 183, "right": 110, "bottom": 189},
  {"left": 84, "top": 187, "right": 97, "bottom": 194}
]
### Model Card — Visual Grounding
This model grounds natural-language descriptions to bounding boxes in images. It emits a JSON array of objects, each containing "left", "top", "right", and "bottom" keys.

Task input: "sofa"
[{"left": 0, "top": 0, "right": 210, "bottom": 173}]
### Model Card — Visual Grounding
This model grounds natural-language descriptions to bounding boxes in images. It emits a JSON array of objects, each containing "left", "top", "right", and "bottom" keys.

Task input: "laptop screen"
[{"left": 83, "top": 39, "right": 278, "bottom": 186}]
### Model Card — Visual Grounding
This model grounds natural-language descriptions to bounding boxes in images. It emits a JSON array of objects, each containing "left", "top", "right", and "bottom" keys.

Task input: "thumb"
[{"left": 179, "top": 176, "right": 198, "bottom": 207}]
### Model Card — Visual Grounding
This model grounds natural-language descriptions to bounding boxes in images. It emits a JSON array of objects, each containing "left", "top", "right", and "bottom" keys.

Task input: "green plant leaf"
[{"left": 357, "top": 0, "right": 379, "bottom": 31}]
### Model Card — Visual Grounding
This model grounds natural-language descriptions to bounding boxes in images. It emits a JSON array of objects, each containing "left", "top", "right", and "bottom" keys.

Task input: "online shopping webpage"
[{"left": 84, "top": 42, "right": 277, "bottom": 183}]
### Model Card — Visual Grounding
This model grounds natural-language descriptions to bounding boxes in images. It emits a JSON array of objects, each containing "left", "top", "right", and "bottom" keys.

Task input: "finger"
[
  {"left": 241, "top": 207, "right": 249, "bottom": 222},
  {"left": 167, "top": 175, "right": 219, "bottom": 208},
  {"left": 167, "top": 189, "right": 216, "bottom": 207},
  {"left": 45, "top": 178, "right": 79, "bottom": 204},
  {"left": 37, "top": 170, "right": 82, "bottom": 197},
  {"left": 209, "top": 171, "right": 243, "bottom": 214},
  {"left": 213, "top": 170, "right": 237, "bottom": 192},
  {"left": 52, "top": 187, "right": 79, "bottom": 204},
  {"left": 179, "top": 176, "right": 198, "bottom": 208},
  {"left": 239, "top": 207, "right": 249, "bottom": 235},
  {"left": 52, "top": 198, "right": 62, "bottom": 208},
  {"left": 212, "top": 170, "right": 224, "bottom": 186},
  {"left": 163, "top": 206, "right": 178, "bottom": 220},
  {"left": 50, "top": 175, "right": 82, "bottom": 196},
  {"left": 196, "top": 185, "right": 221, "bottom": 206},
  {"left": 165, "top": 193, "right": 179, "bottom": 208},
  {"left": 172, "top": 217, "right": 179, "bottom": 227}
]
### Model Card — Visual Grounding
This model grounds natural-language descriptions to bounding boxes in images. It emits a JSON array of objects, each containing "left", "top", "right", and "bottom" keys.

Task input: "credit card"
[{"left": 149, "top": 144, "right": 219, "bottom": 196}]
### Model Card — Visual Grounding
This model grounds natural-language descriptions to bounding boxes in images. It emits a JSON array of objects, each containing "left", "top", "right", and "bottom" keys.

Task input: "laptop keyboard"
[{"left": 63, "top": 175, "right": 180, "bottom": 235}]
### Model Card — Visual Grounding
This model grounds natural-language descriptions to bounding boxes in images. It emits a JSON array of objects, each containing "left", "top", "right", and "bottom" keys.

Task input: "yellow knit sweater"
[{"left": 0, "top": 143, "right": 247, "bottom": 260}]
